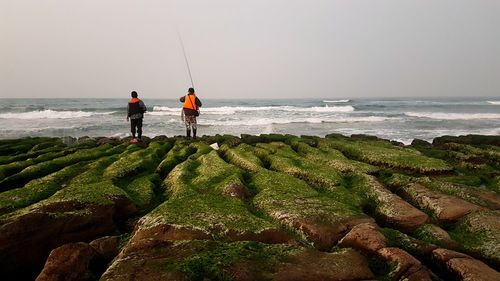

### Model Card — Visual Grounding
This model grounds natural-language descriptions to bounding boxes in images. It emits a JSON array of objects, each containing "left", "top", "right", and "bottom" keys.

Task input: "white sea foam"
[
  {"left": 487, "top": 101, "right": 500, "bottom": 105},
  {"left": 405, "top": 112, "right": 500, "bottom": 120},
  {"left": 152, "top": 105, "right": 355, "bottom": 114},
  {"left": 0, "top": 110, "right": 115, "bottom": 119},
  {"left": 200, "top": 116, "right": 392, "bottom": 126},
  {"left": 323, "top": 99, "right": 350, "bottom": 103}
]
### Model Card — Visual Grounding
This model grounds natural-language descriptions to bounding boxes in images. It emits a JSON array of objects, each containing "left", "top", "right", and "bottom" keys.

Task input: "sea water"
[{"left": 0, "top": 98, "right": 499, "bottom": 144}]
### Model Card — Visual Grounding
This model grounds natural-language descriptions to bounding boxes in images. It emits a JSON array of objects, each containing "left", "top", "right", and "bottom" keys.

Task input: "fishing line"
[{"left": 177, "top": 30, "right": 195, "bottom": 88}]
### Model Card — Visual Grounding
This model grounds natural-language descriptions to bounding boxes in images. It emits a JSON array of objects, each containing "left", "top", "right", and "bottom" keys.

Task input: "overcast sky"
[{"left": 1, "top": 0, "right": 499, "bottom": 99}]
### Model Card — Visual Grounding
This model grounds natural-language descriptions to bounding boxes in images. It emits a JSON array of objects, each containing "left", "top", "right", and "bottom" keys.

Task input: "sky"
[{"left": 1, "top": 0, "right": 499, "bottom": 99}]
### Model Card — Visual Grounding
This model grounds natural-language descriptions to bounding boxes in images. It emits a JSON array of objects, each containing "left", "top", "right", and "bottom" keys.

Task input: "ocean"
[{"left": 0, "top": 98, "right": 499, "bottom": 144}]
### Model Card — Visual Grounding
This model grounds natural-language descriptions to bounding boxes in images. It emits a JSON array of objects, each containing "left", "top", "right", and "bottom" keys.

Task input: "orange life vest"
[
  {"left": 129, "top": 97, "right": 140, "bottom": 104},
  {"left": 183, "top": 94, "right": 198, "bottom": 110}
]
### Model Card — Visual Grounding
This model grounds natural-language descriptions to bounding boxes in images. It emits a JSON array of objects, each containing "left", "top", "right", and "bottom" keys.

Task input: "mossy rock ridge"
[
  {"left": 137, "top": 151, "right": 292, "bottom": 244},
  {"left": 102, "top": 240, "right": 375, "bottom": 281}
]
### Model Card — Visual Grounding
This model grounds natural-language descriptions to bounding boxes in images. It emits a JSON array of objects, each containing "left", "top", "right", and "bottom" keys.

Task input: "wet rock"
[
  {"left": 432, "top": 248, "right": 500, "bottom": 281},
  {"left": 96, "top": 137, "right": 120, "bottom": 145},
  {"left": 151, "top": 135, "right": 169, "bottom": 142},
  {"left": 89, "top": 236, "right": 120, "bottom": 261},
  {"left": 272, "top": 249, "right": 375, "bottom": 281},
  {"left": 35, "top": 242, "right": 98, "bottom": 281},
  {"left": 360, "top": 175, "right": 429, "bottom": 231},
  {"left": 449, "top": 210, "right": 500, "bottom": 266},
  {"left": 61, "top": 136, "right": 77, "bottom": 145},
  {"left": 433, "top": 134, "right": 500, "bottom": 146},
  {"left": 292, "top": 216, "right": 374, "bottom": 251},
  {"left": 414, "top": 224, "right": 458, "bottom": 249},
  {"left": 337, "top": 222, "right": 387, "bottom": 253},
  {"left": 411, "top": 138, "right": 432, "bottom": 147},
  {"left": 377, "top": 247, "right": 432, "bottom": 281},
  {"left": 102, "top": 240, "right": 374, "bottom": 281},
  {"left": 397, "top": 183, "right": 484, "bottom": 223},
  {"left": 0, "top": 198, "right": 134, "bottom": 279}
]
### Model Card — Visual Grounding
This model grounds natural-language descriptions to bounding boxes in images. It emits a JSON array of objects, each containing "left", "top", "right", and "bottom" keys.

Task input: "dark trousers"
[{"left": 130, "top": 118, "right": 143, "bottom": 138}]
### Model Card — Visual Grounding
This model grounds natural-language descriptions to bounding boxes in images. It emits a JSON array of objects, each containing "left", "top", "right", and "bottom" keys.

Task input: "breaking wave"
[
  {"left": 0, "top": 110, "right": 116, "bottom": 119},
  {"left": 200, "top": 116, "right": 393, "bottom": 126},
  {"left": 487, "top": 101, "right": 500, "bottom": 105},
  {"left": 405, "top": 112, "right": 500, "bottom": 120},
  {"left": 323, "top": 99, "right": 350, "bottom": 103},
  {"left": 152, "top": 105, "right": 355, "bottom": 115}
]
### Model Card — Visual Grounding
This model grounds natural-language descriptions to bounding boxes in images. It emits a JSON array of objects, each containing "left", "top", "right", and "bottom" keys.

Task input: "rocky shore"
[{"left": 0, "top": 133, "right": 499, "bottom": 281}]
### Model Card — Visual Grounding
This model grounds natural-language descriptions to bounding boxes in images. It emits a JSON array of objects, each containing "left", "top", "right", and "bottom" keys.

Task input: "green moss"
[
  {"left": 0, "top": 162, "right": 88, "bottom": 214},
  {"left": 122, "top": 174, "right": 160, "bottom": 208},
  {"left": 0, "top": 144, "right": 123, "bottom": 190},
  {"left": 142, "top": 151, "right": 279, "bottom": 236},
  {"left": 104, "top": 142, "right": 170, "bottom": 180},
  {"left": 413, "top": 224, "right": 452, "bottom": 247},
  {"left": 381, "top": 228, "right": 434, "bottom": 259},
  {"left": 156, "top": 141, "right": 197, "bottom": 177},
  {"left": 250, "top": 168, "right": 364, "bottom": 243},
  {"left": 448, "top": 210, "right": 500, "bottom": 264},
  {"left": 44, "top": 179, "right": 131, "bottom": 205},
  {"left": 166, "top": 241, "right": 297, "bottom": 281},
  {"left": 253, "top": 142, "right": 345, "bottom": 192},
  {"left": 323, "top": 138, "right": 452, "bottom": 174},
  {"left": 220, "top": 143, "right": 264, "bottom": 173}
]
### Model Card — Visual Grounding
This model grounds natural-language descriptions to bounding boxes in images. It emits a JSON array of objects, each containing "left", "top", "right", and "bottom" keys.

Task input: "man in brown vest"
[
  {"left": 127, "top": 91, "right": 147, "bottom": 142},
  {"left": 180, "top": 87, "right": 202, "bottom": 139}
]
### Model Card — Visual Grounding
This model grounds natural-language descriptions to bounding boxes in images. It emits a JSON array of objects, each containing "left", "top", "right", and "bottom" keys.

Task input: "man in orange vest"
[
  {"left": 127, "top": 91, "right": 147, "bottom": 143},
  {"left": 180, "top": 87, "right": 202, "bottom": 139}
]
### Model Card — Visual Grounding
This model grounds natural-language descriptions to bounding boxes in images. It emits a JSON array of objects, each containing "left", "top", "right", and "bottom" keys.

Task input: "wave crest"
[
  {"left": 152, "top": 105, "right": 355, "bottom": 114},
  {"left": 405, "top": 112, "right": 500, "bottom": 120},
  {"left": 0, "top": 110, "right": 115, "bottom": 119}
]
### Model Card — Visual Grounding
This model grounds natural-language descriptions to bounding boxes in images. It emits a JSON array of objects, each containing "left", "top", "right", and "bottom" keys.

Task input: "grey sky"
[{"left": 1, "top": 0, "right": 499, "bottom": 99}]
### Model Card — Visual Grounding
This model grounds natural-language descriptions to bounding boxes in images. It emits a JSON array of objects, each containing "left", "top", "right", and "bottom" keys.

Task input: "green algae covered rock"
[
  {"left": 324, "top": 137, "right": 453, "bottom": 174},
  {"left": 0, "top": 134, "right": 498, "bottom": 280},
  {"left": 137, "top": 151, "right": 290, "bottom": 243},
  {"left": 449, "top": 210, "right": 500, "bottom": 266}
]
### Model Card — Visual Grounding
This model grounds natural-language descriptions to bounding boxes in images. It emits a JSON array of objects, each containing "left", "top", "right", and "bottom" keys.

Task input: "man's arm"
[
  {"left": 195, "top": 97, "right": 202, "bottom": 107},
  {"left": 139, "top": 100, "right": 147, "bottom": 112},
  {"left": 180, "top": 96, "right": 186, "bottom": 103}
]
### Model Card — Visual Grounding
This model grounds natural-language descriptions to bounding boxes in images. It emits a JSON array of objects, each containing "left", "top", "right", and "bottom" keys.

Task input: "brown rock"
[
  {"left": 0, "top": 203, "right": 115, "bottom": 279},
  {"left": 431, "top": 248, "right": 471, "bottom": 263},
  {"left": 0, "top": 198, "right": 135, "bottom": 279},
  {"left": 432, "top": 248, "right": 500, "bottom": 281},
  {"left": 377, "top": 247, "right": 432, "bottom": 281},
  {"left": 35, "top": 242, "right": 98, "bottom": 281},
  {"left": 447, "top": 258, "right": 500, "bottom": 281},
  {"left": 272, "top": 249, "right": 375, "bottom": 281},
  {"left": 222, "top": 183, "right": 250, "bottom": 200},
  {"left": 398, "top": 183, "right": 484, "bottom": 223},
  {"left": 89, "top": 236, "right": 120, "bottom": 261},
  {"left": 292, "top": 216, "right": 374, "bottom": 251},
  {"left": 337, "top": 222, "right": 387, "bottom": 253},
  {"left": 365, "top": 176, "right": 429, "bottom": 231}
]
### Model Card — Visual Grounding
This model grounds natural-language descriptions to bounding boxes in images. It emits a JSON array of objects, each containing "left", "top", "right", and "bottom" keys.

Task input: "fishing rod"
[{"left": 177, "top": 31, "right": 195, "bottom": 88}]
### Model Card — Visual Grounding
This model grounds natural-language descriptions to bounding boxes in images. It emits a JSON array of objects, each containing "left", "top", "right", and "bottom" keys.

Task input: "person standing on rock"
[
  {"left": 127, "top": 91, "right": 147, "bottom": 143},
  {"left": 180, "top": 87, "right": 202, "bottom": 139}
]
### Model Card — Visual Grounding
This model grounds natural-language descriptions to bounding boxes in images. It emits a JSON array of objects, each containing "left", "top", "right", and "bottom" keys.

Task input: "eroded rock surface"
[{"left": 0, "top": 135, "right": 499, "bottom": 280}]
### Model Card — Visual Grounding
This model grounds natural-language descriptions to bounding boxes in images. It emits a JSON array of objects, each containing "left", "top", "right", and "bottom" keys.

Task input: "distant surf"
[
  {"left": 152, "top": 105, "right": 355, "bottom": 115},
  {"left": 405, "top": 112, "right": 500, "bottom": 120},
  {"left": 323, "top": 99, "right": 350, "bottom": 103},
  {"left": 487, "top": 101, "right": 500, "bottom": 105},
  {"left": 0, "top": 110, "right": 116, "bottom": 119}
]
